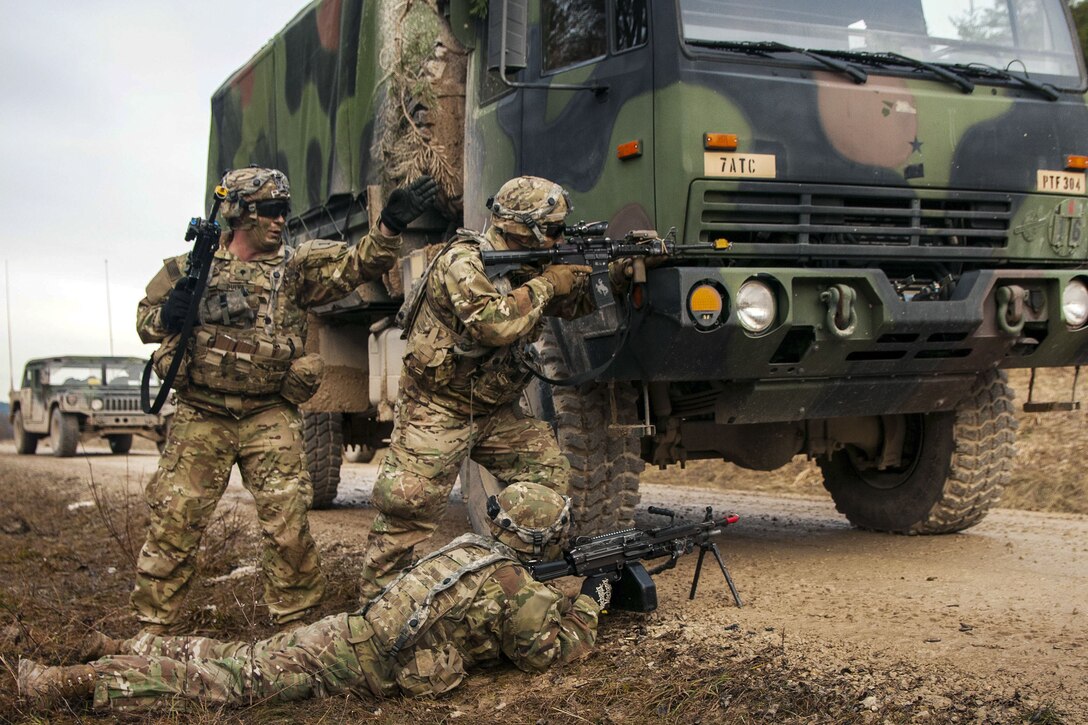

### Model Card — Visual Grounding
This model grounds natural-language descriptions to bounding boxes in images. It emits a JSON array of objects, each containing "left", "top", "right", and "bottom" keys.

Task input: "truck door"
[{"left": 513, "top": 0, "right": 656, "bottom": 231}]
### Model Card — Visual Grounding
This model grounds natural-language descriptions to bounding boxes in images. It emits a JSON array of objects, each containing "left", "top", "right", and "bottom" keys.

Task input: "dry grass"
[{"left": 1, "top": 467, "right": 1071, "bottom": 724}]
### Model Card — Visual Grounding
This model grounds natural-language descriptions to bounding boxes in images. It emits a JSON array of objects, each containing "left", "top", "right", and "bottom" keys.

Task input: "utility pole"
[
  {"left": 5, "top": 260, "right": 13, "bottom": 392},
  {"left": 105, "top": 259, "right": 114, "bottom": 355}
]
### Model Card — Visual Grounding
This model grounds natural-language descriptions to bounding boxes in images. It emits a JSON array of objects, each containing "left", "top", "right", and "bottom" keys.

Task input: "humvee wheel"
[
  {"left": 49, "top": 408, "right": 79, "bottom": 458},
  {"left": 344, "top": 444, "right": 376, "bottom": 464},
  {"left": 13, "top": 410, "right": 38, "bottom": 455},
  {"left": 107, "top": 434, "right": 133, "bottom": 455},
  {"left": 818, "top": 370, "right": 1016, "bottom": 534},
  {"left": 304, "top": 412, "right": 343, "bottom": 509},
  {"left": 462, "top": 325, "right": 643, "bottom": 538}
]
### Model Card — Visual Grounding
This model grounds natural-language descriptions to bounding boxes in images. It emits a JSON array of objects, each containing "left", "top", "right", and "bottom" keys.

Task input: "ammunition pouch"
[
  {"left": 187, "top": 327, "right": 300, "bottom": 395},
  {"left": 395, "top": 643, "right": 465, "bottom": 696},
  {"left": 199, "top": 287, "right": 257, "bottom": 328},
  {"left": 280, "top": 353, "right": 325, "bottom": 405}
]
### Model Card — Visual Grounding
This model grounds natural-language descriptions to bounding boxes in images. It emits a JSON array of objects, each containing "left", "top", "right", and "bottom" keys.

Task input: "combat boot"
[
  {"left": 17, "top": 659, "right": 96, "bottom": 708},
  {"left": 78, "top": 630, "right": 124, "bottom": 661}
]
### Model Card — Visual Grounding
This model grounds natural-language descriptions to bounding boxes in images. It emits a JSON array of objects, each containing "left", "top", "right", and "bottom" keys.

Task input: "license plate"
[
  {"left": 704, "top": 152, "right": 777, "bottom": 179},
  {"left": 1037, "top": 170, "right": 1085, "bottom": 195}
]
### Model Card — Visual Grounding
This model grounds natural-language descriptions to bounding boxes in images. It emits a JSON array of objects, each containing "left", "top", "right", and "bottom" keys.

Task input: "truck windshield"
[
  {"left": 43, "top": 362, "right": 158, "bottom": 387},
  {"left": 679, "top": 0, "right": 1083, "bottom": 86}
]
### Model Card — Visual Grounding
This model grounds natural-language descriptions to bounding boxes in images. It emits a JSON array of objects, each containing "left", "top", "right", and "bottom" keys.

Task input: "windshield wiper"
[
  {"left": 688, "top": 40, "right": 868, "bottom": 84},
  {"left": 817, "top": 50, "right": 974, "bottom": 94},
  {"left": 950, "top": 63, "right": 1060, "bottom": 101}
]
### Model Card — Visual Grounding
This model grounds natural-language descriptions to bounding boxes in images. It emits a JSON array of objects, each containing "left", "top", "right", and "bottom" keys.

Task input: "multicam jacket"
[
  {"left": 356, "top": 533, "right": 600, "bottom": 696},
  {"left": 402, "top": 226, "right": 595, "bottom": 412},
  {"left": 138, "top": 228, "right": 399, "bottom": 416}
]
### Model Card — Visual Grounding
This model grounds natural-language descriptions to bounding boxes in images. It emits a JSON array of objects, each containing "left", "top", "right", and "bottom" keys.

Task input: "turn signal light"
[
  {"left": 688, "top": 283, "right": 725, "bottom": 329},
  {"left": 617, "top": 140, "right": 643, "bottom": 159},
  {"left": 1065, "top": 155, "right": 1088, "bottom": 170},
  {"left": 704, "top": 133, "right": 738, "bottom": 151}
]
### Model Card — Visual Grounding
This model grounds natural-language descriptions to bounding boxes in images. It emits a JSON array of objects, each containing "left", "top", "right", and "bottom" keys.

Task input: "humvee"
[
  {"left": 10, "top": 356, "right": 173, "bottom": 457},
  {"left": 208, "top": 0, "right": 1088, "bottom": 536}
]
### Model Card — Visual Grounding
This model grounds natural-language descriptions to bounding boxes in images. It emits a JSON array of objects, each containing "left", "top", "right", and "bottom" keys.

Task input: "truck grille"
[
  {"left": 104, "top": 396, "right": 142, "bottom": 412},
  {"left": 693, "top": 182, "right": 1012, "bottom": 251}
]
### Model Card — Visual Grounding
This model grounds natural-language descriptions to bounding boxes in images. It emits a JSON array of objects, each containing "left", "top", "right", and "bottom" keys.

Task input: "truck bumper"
[{"left": 579, "top": 266, "right": 1088, "bottom": 423}]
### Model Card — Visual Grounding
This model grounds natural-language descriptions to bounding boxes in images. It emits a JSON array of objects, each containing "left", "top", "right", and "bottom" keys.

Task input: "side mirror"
[{"left": 487, "top": 0, "right": 527, "bottom": 74}]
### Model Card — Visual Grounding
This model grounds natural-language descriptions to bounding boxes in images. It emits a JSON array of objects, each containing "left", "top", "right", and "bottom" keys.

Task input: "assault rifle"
[
  {"left": 140, "top": 185, "right": 229, "bottom": 414},
  {"left": 530, "top": 506, "right": 743, "bottom": 612},
  {"left": 480, "top": 221, "right": 675, "bottom": 310}
]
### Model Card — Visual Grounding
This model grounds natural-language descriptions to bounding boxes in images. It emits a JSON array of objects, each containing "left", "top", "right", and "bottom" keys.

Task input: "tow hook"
[
  {"left": 996, "top": 284, "right": 1028, "bottom": 335},
  {"left": 820, "top": 284, "right": 857, "bottom": 337}
]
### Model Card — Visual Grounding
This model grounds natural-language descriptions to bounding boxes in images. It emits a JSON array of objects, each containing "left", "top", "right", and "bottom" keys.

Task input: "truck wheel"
[
  {"left": 344, "top": 444, "right": 376, "bottom": 464},
  {"left": 107, "top": 434, "right": 133, "bottom": 455},
  {"left": 818, "top": 369, "right": 1016, "bottom": 534},
  {"left": 49, "top": 408, "right": 80, "bottom": 458},
  {"left": 304, "top": 412, "right": 343, "bottom": 510},
  {"left": 13, "top": 410, "right": 38, "bottom": 455},
  {"left": 462, "top": 325, "right": 644, "bottom": 537}
]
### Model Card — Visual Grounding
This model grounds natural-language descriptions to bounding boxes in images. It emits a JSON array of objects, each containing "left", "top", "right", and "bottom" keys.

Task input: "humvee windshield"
[
  {"left": 680, "top": 0, "right": 1082, "bottom": 84},
  {"left": 42, "top": 362, "right": 157, "bottom": 387}
]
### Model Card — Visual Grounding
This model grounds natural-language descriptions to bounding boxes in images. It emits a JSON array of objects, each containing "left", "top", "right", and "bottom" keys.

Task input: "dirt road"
[{"left": 2, "top": 443, "right": 1086, "bottom": 720}]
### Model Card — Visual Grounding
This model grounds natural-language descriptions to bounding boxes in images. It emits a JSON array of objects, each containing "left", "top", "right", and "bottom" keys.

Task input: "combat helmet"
[
  {"left": 219, "top": 165, "right": 291, "bottom": 226},
  {"left": 487, "top": 482, "right": 572, "bottom": 561},
  {"left": 486, "top": 176, "right": 572, "bottom": 248}
]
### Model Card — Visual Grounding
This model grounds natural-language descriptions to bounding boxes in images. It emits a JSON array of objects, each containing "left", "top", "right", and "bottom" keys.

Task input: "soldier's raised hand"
[{"left": 380, "top": 175, "right": 438, "bottom": 234}]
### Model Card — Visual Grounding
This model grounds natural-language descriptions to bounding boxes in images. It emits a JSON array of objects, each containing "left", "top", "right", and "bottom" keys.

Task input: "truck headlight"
[
  {"left": 736, "top": 280, "right": 776, "bottom": 333},
  {"left": 65, "top": 393, "right": 80, "bottom": 406},
  {"left": 1062, "top": 279, "right": 1088, "bottom": 328},
  {"left": 91, "top": 399, "right": 104, "bottom": 411}
]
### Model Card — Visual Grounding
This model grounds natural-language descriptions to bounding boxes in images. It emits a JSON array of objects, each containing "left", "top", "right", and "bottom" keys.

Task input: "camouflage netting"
[{"left": 378, "top": 0, "right": 468, "bottom": 219}]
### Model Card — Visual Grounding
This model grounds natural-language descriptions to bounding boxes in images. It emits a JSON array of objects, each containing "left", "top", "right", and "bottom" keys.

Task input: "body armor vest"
[
  {"left": 186, "top": 250, "right": 307, "bottom": 395},
  {"left": 403, "top": 231, "right": 542, "bottom": 408},
  {"left": 362, "top": 534, "right": 519, "bottom": 656}
]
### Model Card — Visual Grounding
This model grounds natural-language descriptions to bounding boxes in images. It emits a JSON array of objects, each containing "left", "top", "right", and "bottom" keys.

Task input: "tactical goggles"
[{"left": 254, "top": 200, "right": 290, "bottom": 219}]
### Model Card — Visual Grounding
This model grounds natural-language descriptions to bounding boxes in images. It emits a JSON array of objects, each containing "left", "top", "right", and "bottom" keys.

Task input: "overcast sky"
[{"left": 0, "top": 2, "right": 309, "bottom": 391}]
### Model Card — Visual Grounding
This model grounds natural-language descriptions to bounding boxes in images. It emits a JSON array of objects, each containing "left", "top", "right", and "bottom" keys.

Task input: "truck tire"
[
  {"left": 49, "top": 408, "right": 80, "bottom": 458},
  {"left": 462, "top": 326, "right": 644, "bottom": 538},
  {"left": 107, "top": 434, "right": 133, "bottom": 455},
  {"left": 13, "top": 410, "right": 38, "bottom": 455},
  {"left": 304, "top": 412, "right": 343, "bottom": 510},
  {"left": 818, "top": 369, "right": 1016, "bottom": 534}
]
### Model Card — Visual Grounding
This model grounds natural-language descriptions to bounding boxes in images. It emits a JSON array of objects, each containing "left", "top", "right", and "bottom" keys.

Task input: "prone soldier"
[{"left": 18, "top": 483, "right": 611, "bottom": 711}]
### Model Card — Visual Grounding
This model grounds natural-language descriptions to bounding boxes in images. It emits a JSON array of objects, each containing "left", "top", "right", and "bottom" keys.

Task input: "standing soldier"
[
  {"left": 18, "top": 483, "right": 612, "bottom": 711},
  {"left": 359, "top": 175, "right": 627, "bottom": 600},
  {"left": 132, "top": 166, "right": 437, "bottom": 632}
]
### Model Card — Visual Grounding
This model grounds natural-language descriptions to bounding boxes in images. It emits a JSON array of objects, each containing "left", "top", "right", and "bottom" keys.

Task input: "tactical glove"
[
  {"left": 540, "top": 264, "right": 592, "bottom": 297},
  {"left": 380, "top": 175, "right": 438, "bottom": 235},
  {"left": 580, "top": 575, "right": 613, "bottom": 611},
  {"left": 161, "top": 279, "right": 195, "bottom": 334}
]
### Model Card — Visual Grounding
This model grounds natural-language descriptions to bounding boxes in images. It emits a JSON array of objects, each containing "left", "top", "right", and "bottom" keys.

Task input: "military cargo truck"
[
  {"left": 209, "top": 0, "right": 1088, "bottom": 536},
  {"left": 10, "top": 356, "right": 174, "bottom": 456}
]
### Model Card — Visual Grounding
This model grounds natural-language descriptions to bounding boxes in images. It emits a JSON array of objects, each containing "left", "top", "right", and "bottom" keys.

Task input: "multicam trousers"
[
  {"left": 358, "top": 389, "right": 569, "bottom": 600},
  {"left": 131, "top": 401, "right": 325, "bottom": 627},
  {"left": 90, "top": 615, "right": 382, "bottom": 711}
]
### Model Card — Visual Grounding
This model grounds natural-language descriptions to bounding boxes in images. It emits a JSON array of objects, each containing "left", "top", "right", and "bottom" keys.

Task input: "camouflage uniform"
[
  {"left": 360, "top": 215, "right": 601, "bottom": 597},
  {"left": 133, "top": 173, "right": 402, "bottom": 627},
  {"left": 87, "top": 533, "right": 599, "bottom": 711}
]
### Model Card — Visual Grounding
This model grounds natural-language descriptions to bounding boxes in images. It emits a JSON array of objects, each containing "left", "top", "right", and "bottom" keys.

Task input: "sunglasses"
[{"left": 254, "top": 200, "right": 290, "bottom": 219}]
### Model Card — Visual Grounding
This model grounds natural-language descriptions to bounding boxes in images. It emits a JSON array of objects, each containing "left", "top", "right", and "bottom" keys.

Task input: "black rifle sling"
[{"left": 140, "top": 256, "right": 212, "bottom": 414}]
